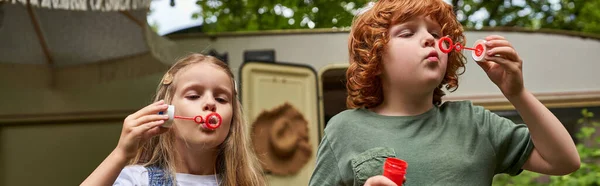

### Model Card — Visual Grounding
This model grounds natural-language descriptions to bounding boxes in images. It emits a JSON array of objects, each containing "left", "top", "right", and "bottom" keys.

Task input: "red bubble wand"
[
  {"left": 438, "top": 36, "right": 488, "bottom": 62},
  {"left": 160, "top": 105, "right": 223, "bottom": 130}
]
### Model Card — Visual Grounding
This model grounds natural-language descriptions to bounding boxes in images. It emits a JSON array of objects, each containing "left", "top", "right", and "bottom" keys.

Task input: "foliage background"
[{"left": 188, "top": 0, "right": 600, "bottom": 35}]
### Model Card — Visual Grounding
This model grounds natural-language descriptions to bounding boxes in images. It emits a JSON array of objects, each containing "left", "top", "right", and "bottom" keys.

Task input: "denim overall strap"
[{"left": 146, "top": 165, "right": 174, "bottom": 186}]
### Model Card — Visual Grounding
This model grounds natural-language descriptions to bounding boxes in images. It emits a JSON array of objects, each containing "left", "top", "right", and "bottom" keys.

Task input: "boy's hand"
[
  {"left": 365, "top": 175, "right": 400, "bottom": 186},
  {"left": 477, "top": 35, "right": 525, "bottom": 98},
  {"left": 115, "top": 100, "right": 170, "bottom": 160}
]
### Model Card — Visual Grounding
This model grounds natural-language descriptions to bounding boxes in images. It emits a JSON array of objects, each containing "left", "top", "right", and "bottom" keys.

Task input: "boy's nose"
[{"left": 423, "top": 35, "right": 435, "bottom": 47}]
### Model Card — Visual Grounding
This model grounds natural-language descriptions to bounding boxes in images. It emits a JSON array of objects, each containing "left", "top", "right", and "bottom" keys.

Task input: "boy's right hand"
[
  {"left": 364, "top": 175, "right": 399, "bottom": 186},
  {"left": 115, "top": 100, "right": 170, "bottom": 160}
]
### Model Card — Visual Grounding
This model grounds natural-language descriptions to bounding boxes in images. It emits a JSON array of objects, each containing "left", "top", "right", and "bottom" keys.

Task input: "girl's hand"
[
  {"left": 477, "top": 35, "right": 525, "bottom": 98},
  {"left": 115, "top": 100, "right": 170, "bottom": 160},
  {"left": 364, "top": 175, "right": 400, "bottom": 186}
]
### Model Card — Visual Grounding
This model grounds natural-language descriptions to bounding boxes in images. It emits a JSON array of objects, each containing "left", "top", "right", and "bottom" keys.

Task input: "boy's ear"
[{"left": 374, "top": 68, "right": 383, "bottom": 76}]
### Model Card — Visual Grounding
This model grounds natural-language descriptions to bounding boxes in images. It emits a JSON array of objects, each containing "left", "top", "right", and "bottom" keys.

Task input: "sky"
[{"left": 147, "top": 0, "right": 202, "bottom": 35}]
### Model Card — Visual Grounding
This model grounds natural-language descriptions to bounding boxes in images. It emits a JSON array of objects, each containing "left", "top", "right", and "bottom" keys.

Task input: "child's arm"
[
  {"left": 81, "top": 100, "right": 170, "bottom": 186},
  {"left": 479, "top": 35, "right": 580, "bottom": 175},
  {"left": 509, "top": 89, "right": 580, "bottom": 175}
]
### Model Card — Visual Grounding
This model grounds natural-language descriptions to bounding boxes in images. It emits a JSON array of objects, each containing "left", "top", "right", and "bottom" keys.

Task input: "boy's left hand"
[
  {"left": 364, "top": 175, "right": 399, "bottom": 186},
  {"left": 477, "top": 35, "right": 525, "bottom": 98}
]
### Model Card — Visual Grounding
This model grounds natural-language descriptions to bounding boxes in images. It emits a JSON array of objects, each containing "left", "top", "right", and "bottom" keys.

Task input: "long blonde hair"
[{"left": 130, "top": 53, "right": 266, "bottom": 186}]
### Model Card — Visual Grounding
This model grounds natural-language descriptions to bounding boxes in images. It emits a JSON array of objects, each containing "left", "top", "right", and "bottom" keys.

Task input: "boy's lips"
[{"left": 426, "top": 50, "right": 439, "bottom": 61}]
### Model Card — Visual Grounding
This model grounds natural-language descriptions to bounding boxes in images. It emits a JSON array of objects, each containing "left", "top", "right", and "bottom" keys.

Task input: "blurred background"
[{"left": 1, "top": 0, "right": 599, "bottom": 185}]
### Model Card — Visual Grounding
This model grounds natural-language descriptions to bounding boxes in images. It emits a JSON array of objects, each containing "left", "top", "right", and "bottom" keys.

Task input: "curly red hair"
[{"left": 346, "top": 0, "right": 466, "bottom": 108}]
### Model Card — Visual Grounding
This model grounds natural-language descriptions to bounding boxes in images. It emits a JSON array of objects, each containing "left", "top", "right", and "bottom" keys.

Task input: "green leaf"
[
  {"left": 592, "top": 149, "right": 600, "bottom": 157},
  {"left": 192, "top": 13, "right": 200, "bottom": 19},
  {"left": 581, "top": 127, "right": 596, "bottom": 138}
]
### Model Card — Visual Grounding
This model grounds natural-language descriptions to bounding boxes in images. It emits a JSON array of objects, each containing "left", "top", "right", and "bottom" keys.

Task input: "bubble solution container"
[{"left": 383, "top": 157, "right": 408, "bottom": 186}]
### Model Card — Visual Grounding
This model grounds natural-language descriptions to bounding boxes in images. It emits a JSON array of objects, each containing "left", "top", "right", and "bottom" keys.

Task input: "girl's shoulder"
[
  {"left": 115, "top": 165, "right": 148, "bottom": 185},
  {"left": 121, "top": 165, "right": 148, "bottom": 175}
]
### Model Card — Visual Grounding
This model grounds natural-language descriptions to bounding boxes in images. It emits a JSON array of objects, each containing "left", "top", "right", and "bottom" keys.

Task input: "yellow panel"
[{"left": 241, "top": 62, "right": 319, "bottom": 186}]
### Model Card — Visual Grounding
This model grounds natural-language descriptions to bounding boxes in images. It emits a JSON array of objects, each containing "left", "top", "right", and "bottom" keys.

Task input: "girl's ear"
[{"left": 162, "top": 72, "right": 174, "bottom": 85}]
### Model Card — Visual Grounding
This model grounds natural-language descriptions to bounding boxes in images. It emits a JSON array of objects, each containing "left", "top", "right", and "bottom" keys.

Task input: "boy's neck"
[
  {"left": 371, "top": 90, "right": 434, "bottom": 116},
  {"left": 174, "top": 140, "right": 219, "bottom": 175}
]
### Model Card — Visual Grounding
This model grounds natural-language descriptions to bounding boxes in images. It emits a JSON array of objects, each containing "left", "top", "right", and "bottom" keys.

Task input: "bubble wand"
[
  {"left": 159, "top": 105, "right": 222, "bottom": 130},
  {"left": 438, "top": 36, "right": 488, "bottom": 62}
]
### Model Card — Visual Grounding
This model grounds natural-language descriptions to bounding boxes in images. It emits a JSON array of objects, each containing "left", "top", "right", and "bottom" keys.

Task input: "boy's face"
[
  {"left": 382, "top": 16, "right": 448, "bottom": 92},
  {"left": 170, "top": 62, "right": 233, "bottom": 151}
]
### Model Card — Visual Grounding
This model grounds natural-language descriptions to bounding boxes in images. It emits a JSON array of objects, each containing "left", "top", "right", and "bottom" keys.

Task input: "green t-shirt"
[{"left": 309, "top": 101, "right": 534, "bottom": 186}]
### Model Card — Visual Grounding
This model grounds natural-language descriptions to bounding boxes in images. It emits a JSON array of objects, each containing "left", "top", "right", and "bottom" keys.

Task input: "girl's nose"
[{"left": 203, "top": 101, "right": 216, "bottom": 112}]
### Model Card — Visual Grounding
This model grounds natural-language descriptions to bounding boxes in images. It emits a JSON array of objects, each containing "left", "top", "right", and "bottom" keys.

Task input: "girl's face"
[
  {"left": 170, "top": 62, "right": 233, "bottom": 150},
  {"left": 382, "top": 16, "right": 448, "bottom": 93}
]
